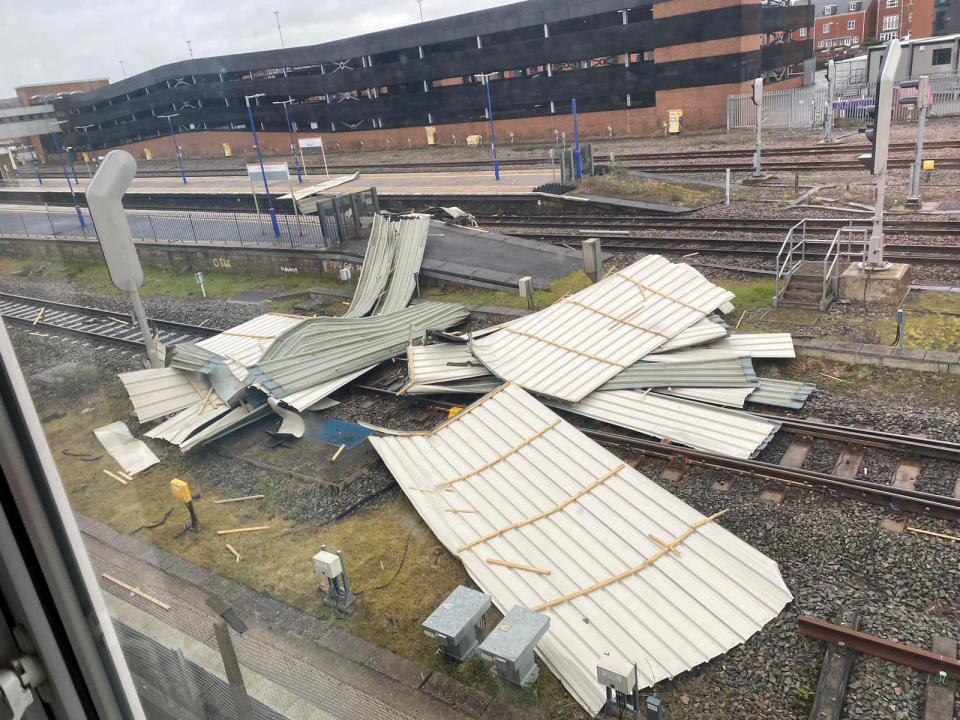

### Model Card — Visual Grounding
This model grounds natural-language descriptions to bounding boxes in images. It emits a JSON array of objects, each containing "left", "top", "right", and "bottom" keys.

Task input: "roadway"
[{"left": 2, "top": 168, "right": 554, "bottom": 196}]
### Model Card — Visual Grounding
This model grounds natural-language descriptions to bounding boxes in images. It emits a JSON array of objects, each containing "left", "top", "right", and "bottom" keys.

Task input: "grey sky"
[{"left": 3, "top": 0, "right": 519, "bottom": 97}]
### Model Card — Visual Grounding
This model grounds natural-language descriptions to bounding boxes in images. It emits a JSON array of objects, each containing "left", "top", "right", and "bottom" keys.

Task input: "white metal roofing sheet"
[
  {"left": 470, "top": 256, "right": 735, "bottom": 402},
  {"left": 644, "top": 333, "right": 796, "bottom": 363},
  {"left": 376, "top": 214, "right": 429, "bottom": 315},
  {"left": 195, "top": 313, "right": 305, "bottom": 379},
  {"left": 658, "top": 387, "right": 756, "bottom": 408},
  {"left": 344, "top": 213, "right": 397, "bottom": 318},
  {"left": 145, "top": 403, "right": 231, "bottom": 445},
  {"left": 407, "top": 342, "right": 488, "bottom": 386},
  {"left": 370, "top": 383, "right": 792, "bottom": 713},
  {"left": 747, "top": 378, "right": 816, "bottom": 409},
  {"left": 651, "top": 317, "right": 728, "bottom": 353},
  {"left": 117, "top": 367, "right": 216, "bottom": 423},
  {"left": 552, "top": 389, "right": 781, "bottom": 459}
]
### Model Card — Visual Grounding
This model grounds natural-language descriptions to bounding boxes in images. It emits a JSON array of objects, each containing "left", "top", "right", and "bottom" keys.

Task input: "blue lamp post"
[
  {"left": 48, "top": 121, "right": 85, "bottom": 229},
  {"left": 245, "top": 93, "right": 281, "bottom": 238},
  {"left": 475, "top": 72, "right": 500, "bottom": 181},
  {"left": 158, "top": 113, "right": 187, "bottom": 185},
  {"left": 64, "top": 146, "right": 79, "bottom": 183},
  {"left": 75, "top": 124, "right": 96, "bottom": 177},
  {"left": 274, "top": 99, "right": 303, "bottom": 183},
  {"left": 572, "top": 97, "right": 582, "bottom": 180}
]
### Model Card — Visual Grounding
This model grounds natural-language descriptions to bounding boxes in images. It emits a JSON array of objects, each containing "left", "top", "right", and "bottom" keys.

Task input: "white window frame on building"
[
  {"left": 886, "top": 0, "right": 898, "bottom": 7},
  {"left": 882, "top": 14, "right": 900, "bottom": 30},
  {"left": 848, "top": 19, "right": 857, "bottom": 29},
  {"left": 880, "top": 30, "right": 898, "bottom": 40},
  {"left": 824, "top": 5, "right": 837, "bottom": 15},
  {"left": 799, "top": 26, "right": 808, "bottom": 37}
]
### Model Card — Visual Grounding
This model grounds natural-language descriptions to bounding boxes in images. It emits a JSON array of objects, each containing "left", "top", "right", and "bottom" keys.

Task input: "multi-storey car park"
[{"left": 40, "top": 0, "right": 812, "bottom": 160}]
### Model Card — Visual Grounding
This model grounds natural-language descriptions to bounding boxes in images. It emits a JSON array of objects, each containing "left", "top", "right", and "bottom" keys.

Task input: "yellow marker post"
[
  {"left": 922, "top": 159, "right": 935, "bottom": 171},
  {"left": 170, "top": 479, "right": 198, "bottom": 532}
]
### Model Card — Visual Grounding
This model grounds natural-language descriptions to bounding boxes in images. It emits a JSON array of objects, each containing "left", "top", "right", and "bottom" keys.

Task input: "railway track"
[
  {"left": 0, "top": 292, "right": 220, "bottom": 347},
  {"left": 354, "top": 383, "right": 960, "bottom": 523},
  {"left": 32, "top": 141, "right": 960, "bottom": 178},
  {"left": 478, "top": 215, "right": 960, "bottom": 237},
  {"left": 490, "top": 235, "right": 960, "bottom": 264}
]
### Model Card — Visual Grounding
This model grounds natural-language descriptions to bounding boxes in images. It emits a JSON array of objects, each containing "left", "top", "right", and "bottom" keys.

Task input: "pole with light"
[
  {"left": 48, "top": 121, "right": 85, "bottom": 228},
  {"left": 274, "top": 99, "right": 303, "bottom": 182},
  {"left": 245, "top": 93, "right": 282, "bottom": 238},
  {"left": 64, "top": 146, "right": 79, "bottom": 183},
  {"left": 119, "top": 59, "right": 126, "bottom": 79},
  {"left": 475, "top": 72, "right": 500, "bottom": 181},
  {"left": 751, "top": 77, "right": 763, "bottom": 177},
  {"left": 157, "top": 114, "right": 187, "bottom": 185},
  {"left": 571, "top": 98, "right": 582, "bottom": 180},
  {"left": 75, "top": 124, "right": 96, "bottom": 177},
  {"left": 186, "top": 40, "right": 193, "bottom": 59},
  {"left": 274, "top": 10, "right": 285, "bottom": 47}
]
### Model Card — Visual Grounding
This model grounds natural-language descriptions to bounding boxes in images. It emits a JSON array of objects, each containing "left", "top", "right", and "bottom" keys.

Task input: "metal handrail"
[
  {"left": 821, "top": 226, "right": 868, "bottom": 310},
  {"left": 774, "top": 219, "right": 807, "bottom": 306}
]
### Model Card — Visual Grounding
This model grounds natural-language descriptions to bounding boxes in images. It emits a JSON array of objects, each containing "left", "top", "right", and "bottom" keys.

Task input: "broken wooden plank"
[
  {"left": 101, "top": 573, "right": 170, "bottom": 610},
  {"left": 330, "top": 444, "right": 346, "bottom": 462},
  {"left": 211, "top": 494, "right": 265, "bottom": 504},
  {"left": 102, "top": 469, "right": 128, "bottom": 485},
  {"left": 808, "top": 611, "right": 860, "bottom": 720},
  {"left": 216, "top": 526, "right": 270, "bottom": 536},
  {"left": 226, "top": 544, "right": 241, "bottom": 562},
  {"left": 486, "top": 558, "right": 551, "bottom": 575},
  {"left": 907, "top": 527, "right": 960, "bottom": 543}
]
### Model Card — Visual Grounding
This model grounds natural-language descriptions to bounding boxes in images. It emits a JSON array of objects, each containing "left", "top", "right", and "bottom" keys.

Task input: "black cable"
[
  {"left": 129, "top": 508, "right": 174, "bottom": 534},
  {"left": 374, "top": 519, "right": 424, "bottom": 591}
]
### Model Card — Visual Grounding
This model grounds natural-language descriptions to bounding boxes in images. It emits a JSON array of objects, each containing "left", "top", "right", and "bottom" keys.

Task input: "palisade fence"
[
  {"left": 726, "top": 70, "right": 960, "bottom": 131},
  {"left": 0, "top": 207, "right": 337, "bottom": 248}
]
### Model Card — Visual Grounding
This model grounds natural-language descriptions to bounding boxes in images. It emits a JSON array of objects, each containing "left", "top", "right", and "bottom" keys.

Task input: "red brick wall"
[
  {"left": 14, "top": 79, "right": 108, "bottom": 106},
  {"left": 92, "top": 106, "right": 666, "bottom": 162},
  {"left": 815, "top": 11, "right": 867, "bottom": 50}
]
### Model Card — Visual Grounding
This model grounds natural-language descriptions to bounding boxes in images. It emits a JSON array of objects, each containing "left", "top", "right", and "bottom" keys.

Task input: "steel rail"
[
  {"left": 31, "top": 141, "right": 959, "bottom": 178},
  {"left": 798, "top": 616, "right": 960, "bottom": 680},
  {"left": 0, "top": 292, "right": 221, "bottom": 347},
  {"left": 353, "top": 384, "right": 960, "bottom": 522}
]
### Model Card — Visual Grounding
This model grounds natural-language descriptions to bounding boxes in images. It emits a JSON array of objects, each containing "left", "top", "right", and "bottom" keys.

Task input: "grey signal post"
[
  {"left": 825, "top": 60, "right": 836, "bottom": 144},
  {"left": 751, "top": 78, "right": 763, "bottom": 177},
  {"left": 863, "top": 39, "right": 902, "bottom": 270},
  {"left": 902, "top": 75, "right": 929, "bottom": 208},
  {"left": 245, "top": 93, "right": 282, "bottom": 238},
  {"left": 86, "top": 150, "right": 162, "bottom": 368},
  {"left": 157, "top": 114, "right": 187, "bottom": 185}
]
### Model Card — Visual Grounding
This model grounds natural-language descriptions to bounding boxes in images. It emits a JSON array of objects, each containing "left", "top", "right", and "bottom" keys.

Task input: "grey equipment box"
[
  {"left": 422, "top": 585, "right": 491, "bottom": 662},
  {"left": 478, "top": 605, "right": 550, "bottom": 688}
]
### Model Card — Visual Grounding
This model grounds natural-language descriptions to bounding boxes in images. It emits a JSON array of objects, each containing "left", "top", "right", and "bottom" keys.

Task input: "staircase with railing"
[{"left": 774, "top": 219, "right": 868, "bottom": 311}]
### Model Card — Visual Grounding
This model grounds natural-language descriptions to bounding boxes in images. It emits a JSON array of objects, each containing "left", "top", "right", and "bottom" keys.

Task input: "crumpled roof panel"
[
  {"left": 470, "top": 256, "right": 735, "bottom": 402},
  {"left": 370, "top": 383, "right": 792, "bottom": 714},
  {"left": 118, "top": 367, "right": 216, "bottom": 423}
]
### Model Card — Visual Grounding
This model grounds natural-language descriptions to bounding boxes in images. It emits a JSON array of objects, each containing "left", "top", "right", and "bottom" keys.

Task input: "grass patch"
[
  {"left": 874, "top": 312, "right": 960, "bottom": 352},
  {"left": 578, "top": 166, "right": 722, "bottom": 207},
  {"left": 421, "top": 270, "right": 593, "bottom": 310},
  {"left": 902, "top": 290, "right": 960, "bottom": 315},
  {"left": 29, "top": 376, "right": 576, "bottom": 713},
  {"left": 0, "top": 256, "right": 345, "bottom": 304}
]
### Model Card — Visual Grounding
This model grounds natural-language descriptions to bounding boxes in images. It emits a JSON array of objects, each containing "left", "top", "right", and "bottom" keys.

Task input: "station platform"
[{"left": 2, "top": 169, "right": 553, "bottom": 196}]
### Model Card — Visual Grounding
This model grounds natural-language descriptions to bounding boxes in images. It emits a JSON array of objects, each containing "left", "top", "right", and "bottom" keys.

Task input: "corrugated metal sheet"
[
  {"left": 376, "top": 215, "right": 429, "bottom": 315},
  {"left": 248, "top": 302, "right": 469, "bottom": 397},
  {"left": 652, "top": 317, "right": 727, "bottom": 353},
  {"left": 658, "top": 387, "right": 756, "bottom": 408},
  {"left": 146, "top": 404, "right": 231, "bottom": 445},
  {"left": 179, "top": 402, "right": 274, "bottom": 451},
  {"left": 646, "top": 333, "right": 796, "bottom": 363},
  {"left": 344, "top": 213, "right": 397, "bottom": 317},
  {"left": 406, "top": 378, "right": 501, "bottom": 395},
  {"left": 747, "top": 378, "right": 815, "bottom": 409},
  {"left": 552, "top": 389, "right": 781, "bottom": 459},
  {"left": 407, "top": 342, "right": 488, "bottom": 386},
  {"left": 192, "top": 313, "right": 305, "bottom": 379},
  {"left": 601, "top": 357, "right": 758, "bottom": 390},
  {"left": 470, "top": 256, "right": 735, "bottom": 402},
  {"left": 370, "top": 383, "right": 792, "bottom": 714},
  {"left": 118, "top": 367, "right": 216, "bottom": 422},
  {"left": 280, "top": 367, "right": 373, "bottom": 411}
]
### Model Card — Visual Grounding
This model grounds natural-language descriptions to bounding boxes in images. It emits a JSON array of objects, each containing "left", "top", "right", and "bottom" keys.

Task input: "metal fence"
[
  {"left": 726, "top": 70, "right": 960, "bottom": 130},
  {"left": 0, "top": 206, "right": 335, "bottom": 247}
]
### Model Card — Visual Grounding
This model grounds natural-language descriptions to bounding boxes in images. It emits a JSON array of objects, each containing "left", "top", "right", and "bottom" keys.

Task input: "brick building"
[
  {"left": 874, "top": 0, "right": 935, "bottom": 40},
  {"left": 44, "top": 0, "right": 812, "bottom": 160}
]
